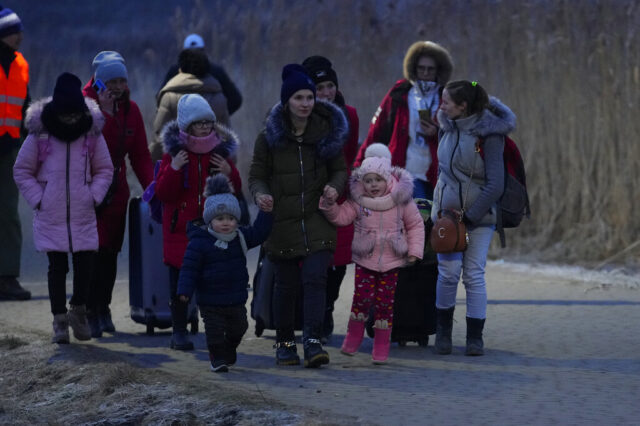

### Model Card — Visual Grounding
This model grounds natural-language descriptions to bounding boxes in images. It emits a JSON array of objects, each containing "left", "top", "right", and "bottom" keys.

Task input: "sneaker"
[
  {"left": 51, "top": 314, "right": 70, "bottom": 344},
  {"left": 0, "top": 276, "right": 31, "bottom": 301},
  {"left": 274, "top": 341, "right": 301, "bottom": 366},
  {"left": 210, "top": 359, "right": 229, "bottom": 373},
  {"left": 67, "top": 305, "right": 91, "bottom": 341},
  {"left": 303, "top": 338, "right": 330, "bottom": 368}
]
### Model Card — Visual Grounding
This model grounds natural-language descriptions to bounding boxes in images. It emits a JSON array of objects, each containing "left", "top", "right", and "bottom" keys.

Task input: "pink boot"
[
  {"left": 341, "top": 318, "right": 366, "bottom": 356},
  {"left": 372, "top": 326, "right": 392, "bottom": 364}
]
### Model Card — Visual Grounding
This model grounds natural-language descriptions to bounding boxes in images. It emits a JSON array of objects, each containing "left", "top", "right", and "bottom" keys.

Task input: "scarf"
[
  {"left": 41, "top": 102, "right": 93, "bottom": 142},
  {"left": 207, "top": 227, "right": 248, "bottom": 256},
  {"left": 179, "top": 129, "right": 221, "bottom": 154}
]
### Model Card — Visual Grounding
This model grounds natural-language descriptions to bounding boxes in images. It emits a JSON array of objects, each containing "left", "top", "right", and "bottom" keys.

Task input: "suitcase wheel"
[
  {"left": 146, "top": 324, "right": 155, "bottom": 336},
  {"left": 398, "top": 340, "right": 407, "bottom": 347},
  {"left": 418, "top": 337, "right": 429, "bottom": 347},
  {"left": 190, "top": 320, "right": 199, "bottom": 335}
]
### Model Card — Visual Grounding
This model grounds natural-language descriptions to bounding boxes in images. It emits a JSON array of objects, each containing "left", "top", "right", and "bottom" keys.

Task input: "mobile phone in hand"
[
  {"left": 418, "top": 109, "right": 434, "bottom": 126},
  {"left": 92, "top": 79, "right": 107, "bottom": 93}
]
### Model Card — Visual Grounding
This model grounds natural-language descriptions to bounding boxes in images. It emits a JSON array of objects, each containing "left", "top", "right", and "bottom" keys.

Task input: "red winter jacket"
[
  {"left": 354, "top": 79, "right": 439, "bottom": 187},
  {"left": 332, "top": 96, "right": 359, "bottom": 266},
  {"left": 155, "top": 121, "right": 242, "bottom": 269},
  {"left": 83, "top": 80, "right": 154, "bottom": 251}
]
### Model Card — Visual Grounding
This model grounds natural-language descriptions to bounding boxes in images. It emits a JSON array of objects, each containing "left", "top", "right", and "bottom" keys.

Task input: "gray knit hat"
[
  {"left": 203, "top": 175, "right": 241, "bottom": 224},
  {"left": 94, "top": 51, "right": 128, "bottom": 83},
  {"left": 177, "top": 93, "right": 216, "bottom": 132}
]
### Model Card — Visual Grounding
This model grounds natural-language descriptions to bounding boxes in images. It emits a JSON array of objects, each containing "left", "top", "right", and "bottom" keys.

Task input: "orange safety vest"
[{"left": 0, "top": 51, "right": 28, "bottom": 139}]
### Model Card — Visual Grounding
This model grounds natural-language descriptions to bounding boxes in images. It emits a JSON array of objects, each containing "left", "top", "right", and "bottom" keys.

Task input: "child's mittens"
[
  {"left": 319, "top": 194, "right": 335, "bottom": 209},
  {"left": 323, "top": 185, "right": 338, "bottom": 202}
]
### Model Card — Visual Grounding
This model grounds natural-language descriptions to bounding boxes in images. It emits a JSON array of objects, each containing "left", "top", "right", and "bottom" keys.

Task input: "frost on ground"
[
  {"left": 0, "top": 333, "right": 302, "bottom": 425},
  {"left": 489, "top": 260, "right": 640, "bottom": 290}
]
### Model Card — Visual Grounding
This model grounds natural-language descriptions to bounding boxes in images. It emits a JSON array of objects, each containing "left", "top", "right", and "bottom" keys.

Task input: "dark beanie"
[
  {"left": 302, "top": 55, "right": 338, "bottom": 88},
  {"left": 0, "top": 5, "right": 23, "bottom": 39},
  {"left": 49, "top": 72, "right": 87, "bottom": 114},
  {"left": 280, "top": 64, "right": 316, "bottom": 105}
]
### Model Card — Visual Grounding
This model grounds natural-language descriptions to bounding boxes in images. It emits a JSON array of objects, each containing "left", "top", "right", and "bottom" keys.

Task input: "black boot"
[
  {"left": 465, "top": 317, "right": 485, "bottom": 356},
  {"left": 99, "top": 306, "right": 116, "bottom": 333},
  {"left": 320, "top": 308, "right": 334, "bottom": 344},
  {"left": 170, "top": 301, "right": 194, "bottom": 351},
  {"left": 275, "top": 329, "right": 300, "bottom": 366},
  {"left": 87, "top": 310, "right": 103, "bottom": 338},
  {"left": 303, "top": 325, "right": 329, "bottom": 368},
  {"left": 435, "top": 307, "right": 455, "bottom": 355},
  {"left": 208, "top": 344, "right": 228, "bottom": 373},
  {"left": 0, "top": 276, "right": 31, "bottom": 301}
]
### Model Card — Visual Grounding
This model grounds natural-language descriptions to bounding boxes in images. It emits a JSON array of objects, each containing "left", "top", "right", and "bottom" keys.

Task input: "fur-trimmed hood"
[
  {"left": 263, "top": 98, "right": 347, "bottom": 160},
  {"left": 24, "top": 96, "right": 104, "bottom": 136},
  {"left": 437, "top": 96, "right": 516, "bottom": 137},
  {"left": 403, "top": 40, "right": 453, "bottom": 86},
  {"left": 349, "top": 166, "right": 414, "bottom": 211},
  {"left": 160, "top": 120, "right": 239, "bottom": 158}
]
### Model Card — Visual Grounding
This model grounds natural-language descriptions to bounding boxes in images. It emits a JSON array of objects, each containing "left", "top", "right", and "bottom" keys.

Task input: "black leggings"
[
  {"left": 47, "top": 251, "right": 95, "bottom": 315},
  {"left": 87, "top": 248, "right": 118, "bottom": 312}
]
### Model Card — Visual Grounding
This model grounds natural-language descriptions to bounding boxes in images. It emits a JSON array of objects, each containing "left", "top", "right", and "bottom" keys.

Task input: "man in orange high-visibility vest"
[{"left": 0, "top": 5, "right": 30, "bottom": 301}]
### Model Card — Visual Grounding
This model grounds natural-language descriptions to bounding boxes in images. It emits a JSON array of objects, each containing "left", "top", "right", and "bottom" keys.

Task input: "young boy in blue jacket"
[{"left": 178, "top": 175, "right": 272, "bottom": 372}]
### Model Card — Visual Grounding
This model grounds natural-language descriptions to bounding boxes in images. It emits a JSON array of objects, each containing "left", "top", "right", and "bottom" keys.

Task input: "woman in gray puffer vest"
[{"left": 431, "top": 80, "right": 516, "bottom": 357}]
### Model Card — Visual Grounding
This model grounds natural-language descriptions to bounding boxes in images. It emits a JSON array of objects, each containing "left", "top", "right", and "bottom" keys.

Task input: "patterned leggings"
[{"left": 350, "top": 264, "right": 399, "bottom": 327}]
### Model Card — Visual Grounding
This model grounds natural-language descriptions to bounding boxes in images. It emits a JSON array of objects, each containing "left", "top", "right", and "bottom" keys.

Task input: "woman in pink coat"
[
  {"left": 320, "top": 143, "right": 424, "bottom": 364},
  {"left": 13, "top": 73, "right": 113, "bottom": 344}
]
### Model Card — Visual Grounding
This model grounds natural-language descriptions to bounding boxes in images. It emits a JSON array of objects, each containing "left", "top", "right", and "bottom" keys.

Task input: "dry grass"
[{"left": 19, "top": 0, "right": 640, "bottom": 265}]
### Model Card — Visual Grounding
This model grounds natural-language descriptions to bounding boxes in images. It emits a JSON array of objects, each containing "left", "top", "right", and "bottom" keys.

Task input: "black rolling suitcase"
[
  {"left": 250, "top": 247, "right": 303, "bottom": 337},
  {"left": 366, "top": 198, "right": 438, "bottom": 346},
  {"left": 128, "top": 197, "right": 199, "bottom": 335}
]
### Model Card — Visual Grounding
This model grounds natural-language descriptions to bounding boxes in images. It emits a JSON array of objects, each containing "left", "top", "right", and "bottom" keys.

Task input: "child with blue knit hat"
[{"left": 177, "top": 174, "right": 273, "bottom": 372}]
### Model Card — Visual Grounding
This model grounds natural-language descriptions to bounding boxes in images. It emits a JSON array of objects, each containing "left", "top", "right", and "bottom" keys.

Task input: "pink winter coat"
[
  {"left": 320, "top": 166, "right": 424, "bottom": 272},
  {"left": 13, "top": 97, "right": 114, "bottom": 253}
]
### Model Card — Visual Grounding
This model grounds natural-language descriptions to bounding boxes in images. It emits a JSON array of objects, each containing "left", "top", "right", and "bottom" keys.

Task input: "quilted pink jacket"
[
  {"left": 13, "top": 97, "right": 113, "bottom": 253},
  {"left": 320, "top": 166, "right": 424, "bottom": 272}
]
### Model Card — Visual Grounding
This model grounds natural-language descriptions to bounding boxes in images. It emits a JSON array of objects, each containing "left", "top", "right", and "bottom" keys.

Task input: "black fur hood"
[{"left": 263, "top": 99, "right": 347, "bottom": 160}]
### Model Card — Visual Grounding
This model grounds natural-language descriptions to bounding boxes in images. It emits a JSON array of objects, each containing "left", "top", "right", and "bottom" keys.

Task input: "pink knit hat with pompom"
[{"left": 355, "top": 143, "right": 393, "bottom": 182}]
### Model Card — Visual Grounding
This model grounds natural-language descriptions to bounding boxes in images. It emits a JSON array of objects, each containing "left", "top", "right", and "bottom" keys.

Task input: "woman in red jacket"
[
  {"left": 155, "top": 93, "right": 241, "bottom": 350},
  {"left": 83, "top": 51, "right": 154, "bottom": 337},
  {"left": 354, "top": 41, "right": 453, "bottom": 200},
  {"left": 302, "top": 56, "right": 359, "bottom": 343}
]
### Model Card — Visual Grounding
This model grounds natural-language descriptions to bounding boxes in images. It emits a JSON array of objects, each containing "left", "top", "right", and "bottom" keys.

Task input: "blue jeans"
[
  {"left": 435, "top": 226, "right": 494, "bottom": 319},
  {"left": 413, "top": 178, "right": 433, "bottom": 200}
]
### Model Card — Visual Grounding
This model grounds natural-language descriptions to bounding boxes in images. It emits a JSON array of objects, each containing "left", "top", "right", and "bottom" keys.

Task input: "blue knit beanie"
[
  {"left": 92, "top": 51, "right": 125, "bottom": 73},
  {"left": 94, "top": 52, "right": 128, "bottom": 83},
  {"left": 0, "top": 5, "right": 23, "bottom": 39},
  {"left": 280, "top": 64, "right": 316, "bottom": 105},
  {"left": 177, "top": 94, "right": 216, "bottom": 132},
  {"left": 203, "top": 175, "right": 241, "bottom": 224}
]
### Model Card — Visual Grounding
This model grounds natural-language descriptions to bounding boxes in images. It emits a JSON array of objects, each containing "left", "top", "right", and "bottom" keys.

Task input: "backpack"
[{"left": 477, "top": 135, "right": 531, "bottom": 247}]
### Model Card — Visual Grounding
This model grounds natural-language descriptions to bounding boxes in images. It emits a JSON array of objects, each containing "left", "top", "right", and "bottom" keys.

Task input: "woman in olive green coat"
[{"left": 249, "top": 64, "right": 347, "bottom": 368}]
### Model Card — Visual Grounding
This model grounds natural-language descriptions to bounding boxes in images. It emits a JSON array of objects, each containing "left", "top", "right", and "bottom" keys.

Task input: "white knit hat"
[{"left": 177, "top": 94, "right": 216, "bottom": 132}]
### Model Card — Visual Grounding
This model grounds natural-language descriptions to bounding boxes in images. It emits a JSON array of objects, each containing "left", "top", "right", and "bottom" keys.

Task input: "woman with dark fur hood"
[
  {"left": 155, "top": 93, "right": 242, "bottom": 351},
  {"left": 432, "top": 80, "right": 516, "bottom": 358},
  {"left": 354, "top": 40, "right": 453, "bottom": 200},
  {"left": 249, "top": 64, "right": 347, "bottom": 368}
]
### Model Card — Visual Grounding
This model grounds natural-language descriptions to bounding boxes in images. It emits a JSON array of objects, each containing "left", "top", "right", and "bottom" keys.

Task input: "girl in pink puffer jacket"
[
  {"left": 13, "top": 73, "right": 113, "bottom": 344},
  {"left": 320, "top": 143, "right": 424, "bottom": 364}
]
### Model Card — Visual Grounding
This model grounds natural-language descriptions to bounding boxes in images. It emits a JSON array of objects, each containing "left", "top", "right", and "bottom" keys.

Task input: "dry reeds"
[{"left": 20, "top": 0, "right": 640, "bottom": 265}]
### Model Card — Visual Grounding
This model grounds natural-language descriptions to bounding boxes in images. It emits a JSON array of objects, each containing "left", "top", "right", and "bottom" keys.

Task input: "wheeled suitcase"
[
  {"left": 366, "top": 198, "right": 438, "bottom": 346},
  {"left": 128, "top": 197, "right": 198, "bottom": 335},
  {"left": 250, "top": 247, "right": 303, "bottom": 337}
]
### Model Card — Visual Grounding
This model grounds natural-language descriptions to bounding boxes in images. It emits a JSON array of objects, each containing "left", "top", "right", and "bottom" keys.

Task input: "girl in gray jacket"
[{"left": 431, "top": 80, "right": 516, "bottom": 356}]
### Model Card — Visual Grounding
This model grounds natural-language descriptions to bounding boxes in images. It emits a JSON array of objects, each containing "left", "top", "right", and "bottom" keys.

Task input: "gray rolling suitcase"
[{"left": 128, "top": 197, "right": 198, "bottom": 335}]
